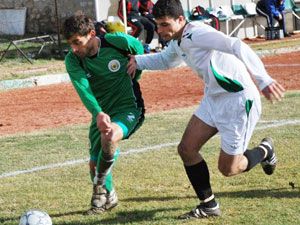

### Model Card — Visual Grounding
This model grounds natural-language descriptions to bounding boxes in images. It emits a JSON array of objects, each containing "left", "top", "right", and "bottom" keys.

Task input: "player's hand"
[
  {"left": 261, "top": 80, "right": 285, "bottom": 103},
  {"left": 278, "top": 14, "right": 282, "bottom": 20},
  {"left": 127, "top": 55, "right": 137, "bottom": 79},
  {"left": 96, "top": 112, "right": 112, "bottom": 134}
]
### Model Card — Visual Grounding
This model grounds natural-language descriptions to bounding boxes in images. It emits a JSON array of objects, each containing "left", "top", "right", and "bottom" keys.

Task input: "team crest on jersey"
[{"left": 108, "top": 59, "right": 121, "bottom": 72}]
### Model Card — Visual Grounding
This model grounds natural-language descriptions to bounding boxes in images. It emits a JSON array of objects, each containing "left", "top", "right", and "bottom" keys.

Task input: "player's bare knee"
[
  {"left": 177, "top": 142, "right": 188, "bottom": 158},
  {"left": 177, "top": 142, "right": 197, "bottom": 160}
]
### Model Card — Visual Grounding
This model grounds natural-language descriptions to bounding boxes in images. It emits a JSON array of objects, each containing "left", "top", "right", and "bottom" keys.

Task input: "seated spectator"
[
  {"left": 139, "top": 0, "right": 168, "bottom": 50},
  {"left": 118, "top": 0, "right": 156, "bottom": 53},
  {"left": 94, "top": 21, "right": 107, "bottom": 37},
  {"left": 256, "top": 0, "right": 291, "bottom": 37}
]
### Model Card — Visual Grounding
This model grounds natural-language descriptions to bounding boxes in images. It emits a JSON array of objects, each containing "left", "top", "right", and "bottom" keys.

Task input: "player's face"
[
  {"left": 67, "top": 30, "right": 96, "bottom": 58},
  {"left": 155, "top": 16, "right": 186, "bottom": 41}
]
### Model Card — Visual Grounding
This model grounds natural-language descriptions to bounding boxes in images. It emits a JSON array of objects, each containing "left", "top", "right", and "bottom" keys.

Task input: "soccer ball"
[{"left": 19, "top": 210, "right": 52, "bottom": 225}]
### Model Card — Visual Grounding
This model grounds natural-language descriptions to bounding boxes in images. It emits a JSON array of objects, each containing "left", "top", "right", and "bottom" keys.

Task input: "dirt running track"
[{"left": 1, "top": 51, "right": 300, "bottom": 136}]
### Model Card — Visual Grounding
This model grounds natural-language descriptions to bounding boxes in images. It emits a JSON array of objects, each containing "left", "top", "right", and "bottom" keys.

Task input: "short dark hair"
[
  {"left": 63, "top": 13, "right": 95, "bottom": 40},
  {"left": 153, "top": 0, "right": 184, "bottom": 19}
]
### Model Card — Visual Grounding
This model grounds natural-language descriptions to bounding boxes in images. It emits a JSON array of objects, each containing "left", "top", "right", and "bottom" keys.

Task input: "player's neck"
[
  {"left": 176, "top": 21, "right": 188, "bottom": 44},
  {"left": 88, "top": 36, "right": 101, "bottom": 58}
]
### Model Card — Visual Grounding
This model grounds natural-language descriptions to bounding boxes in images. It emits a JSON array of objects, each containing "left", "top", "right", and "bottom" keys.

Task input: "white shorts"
[{"left": 194, "top": 91, "right": 261, "bottom": 155}]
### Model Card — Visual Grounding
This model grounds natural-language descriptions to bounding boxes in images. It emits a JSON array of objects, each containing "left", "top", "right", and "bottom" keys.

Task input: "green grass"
[
  {"left": 249, "top": 37, "right": 300, "bottom": 51},
  {"left": 0, "top": 36, "right": 68, "bottom": 81},
  {"left": 0, "top": 92, "right": 299, "bottom": 225}
]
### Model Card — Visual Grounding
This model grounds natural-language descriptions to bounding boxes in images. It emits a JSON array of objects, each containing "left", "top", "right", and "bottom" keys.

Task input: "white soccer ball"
[{"left": 19, "top": 210, "right": 52, "bottom": 225}]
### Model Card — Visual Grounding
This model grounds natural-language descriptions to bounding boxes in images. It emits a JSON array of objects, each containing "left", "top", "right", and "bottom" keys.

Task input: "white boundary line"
[
  {"left": 264, "top": 64, "right": 300, "bottom": 67},
  {"left": 1, "top": 119, "right": 299, "bottom": 179}
]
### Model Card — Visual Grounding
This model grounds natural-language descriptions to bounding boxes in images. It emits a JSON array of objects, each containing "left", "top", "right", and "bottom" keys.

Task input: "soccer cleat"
[
  {"left": 86, "top": 185, "right": 118, "bottom": 215},
  {"left": 178, "top": 203, "right": 221, "bottom": 220},
  {"left": 91, "top": 184, "right": 107, "bottom": 208},
  {"left": 104, "top": 188, "right": 118, "bottom": 210},
  {"left": 260, "top": 138, "right": 278, "bottom": 175}
]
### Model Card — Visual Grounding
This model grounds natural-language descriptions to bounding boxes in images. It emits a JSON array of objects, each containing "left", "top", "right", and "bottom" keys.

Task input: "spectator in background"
[
  {"left": 256, "top": 0, "right": 291, "bottom": 37},
  {"left": 94, "top": 21, "right": 107, "bottom": 37},
  {"left": 118, "top": 0, "right": 156, "bottom": 53},
  {"left": 139, "top": 0, "right": 168, "bottom": 49}
]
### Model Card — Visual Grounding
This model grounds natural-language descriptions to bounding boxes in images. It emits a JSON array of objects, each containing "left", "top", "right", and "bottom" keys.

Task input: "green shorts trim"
[
  {"left": 89, "top": 108, "right": 143, "bottom": 161},
  {"left": 115, "top": 121, "right": 129, "bottom": 138}
]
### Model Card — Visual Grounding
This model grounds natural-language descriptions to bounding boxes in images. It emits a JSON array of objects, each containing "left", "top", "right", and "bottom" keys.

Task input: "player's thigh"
[
  {"left": 216, "top": 94, "right": 261, "bottom": 155},
  {"left": 181, "top": 96, "right": 218, "bottom": 151},
  {"left": 101, "top": 122, "right": 124, "bottom": 144},
  {"left": 180, "top": 114, "right": 218, "bottom": 151},
  {"left": 111, "top": 108, "right": 143, "bottom": 140}
]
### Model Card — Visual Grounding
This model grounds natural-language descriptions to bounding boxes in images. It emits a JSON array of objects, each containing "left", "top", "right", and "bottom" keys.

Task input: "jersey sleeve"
[
  {"left": 105, "top": 32, "right": 144, "bottom": 55},
  {"left": 190, "top": 25, "right": 273, "bottom": 90},
  {"left": 65, "top": 52, "right": 102, "bottom": 118},
  {"left": 135, "top": 40, "right": 183, "bottom": 70}
]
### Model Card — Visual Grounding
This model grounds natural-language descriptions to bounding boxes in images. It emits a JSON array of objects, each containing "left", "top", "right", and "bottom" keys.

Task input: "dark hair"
[
  {"left": 63, "top": 13, "right": 95, "bottom": 40},
  {"left": 153, "top": 0, "right": 184, "bottom": 19}
]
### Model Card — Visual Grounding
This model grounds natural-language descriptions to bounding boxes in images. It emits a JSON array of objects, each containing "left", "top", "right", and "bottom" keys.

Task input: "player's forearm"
[
  {"left": 71, "top": 79, "right": 102, "bottom": 117},
  {"left": 135, "top": 51, "right": 182, "bottom": 70}
]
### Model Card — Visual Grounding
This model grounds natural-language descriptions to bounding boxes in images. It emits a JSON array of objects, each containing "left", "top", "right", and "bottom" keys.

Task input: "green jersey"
[{"left": 65, "top": 32, "right": 144, "bottom": 118}]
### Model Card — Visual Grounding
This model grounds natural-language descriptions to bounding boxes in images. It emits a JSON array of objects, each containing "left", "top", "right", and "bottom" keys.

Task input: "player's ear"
[
  {"left": 178, "top": 15, "right": 186, "bottom": 24},
  {"left": 89, "top": 29, "right": 96, "bottom": 37}
]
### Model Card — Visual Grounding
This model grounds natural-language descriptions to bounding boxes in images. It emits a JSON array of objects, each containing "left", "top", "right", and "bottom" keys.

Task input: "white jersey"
[{"left": 135, "top": 21, "right": 273, "bottom": 96}]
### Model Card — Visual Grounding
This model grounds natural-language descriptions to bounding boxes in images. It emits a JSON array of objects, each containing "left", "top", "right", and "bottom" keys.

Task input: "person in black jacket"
[
  {"left": 118, "top": 0, "right": 156, "bottom": 53},
  {"left": 139, "top": 0, "right": 168, "bottom": 49}
]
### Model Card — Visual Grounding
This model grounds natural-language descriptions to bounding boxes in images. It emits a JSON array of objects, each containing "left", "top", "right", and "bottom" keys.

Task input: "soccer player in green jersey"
[{"left": 63, "top": 13, "right": 145, "bottom": 214}]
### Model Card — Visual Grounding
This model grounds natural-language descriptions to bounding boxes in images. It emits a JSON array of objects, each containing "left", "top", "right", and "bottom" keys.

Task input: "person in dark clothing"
[
  {"left": 256, "top": 0, "right": 291, "bottom": 37},
  {"left": 139, "top": 0, "right": 168, "bottom": 49},
  {"left": 118, "top": 0, "right": 156, "bottom": 53}
]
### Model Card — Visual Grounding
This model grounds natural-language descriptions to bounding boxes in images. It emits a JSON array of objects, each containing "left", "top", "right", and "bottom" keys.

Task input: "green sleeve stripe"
[{"left": 210, "top": 61, "right": 244, "bottom": 92}]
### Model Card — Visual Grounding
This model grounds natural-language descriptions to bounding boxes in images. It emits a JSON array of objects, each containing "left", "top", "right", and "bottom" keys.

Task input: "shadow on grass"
[
  {"left": 0, "top": 187, "right": 298, "bottom": 224},
  {"left": 121, "top": 187, "right": 299, "bottom": 203},
  {"left": 84, "top": 207, "right": 180, "bottom": 225},
  {"left": 217, "top": 187, "right": 300, "bottom": 199}
]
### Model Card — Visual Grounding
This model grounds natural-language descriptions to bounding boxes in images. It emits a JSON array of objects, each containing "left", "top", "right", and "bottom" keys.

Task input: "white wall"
[{"left": 95, "top": 0, "right": 120, "bottom": 21}]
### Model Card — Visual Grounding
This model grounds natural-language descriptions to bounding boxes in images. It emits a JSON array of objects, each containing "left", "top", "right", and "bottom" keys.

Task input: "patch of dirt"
[{"left": 1, "top": 51, "right": 300, "bottom": 136}]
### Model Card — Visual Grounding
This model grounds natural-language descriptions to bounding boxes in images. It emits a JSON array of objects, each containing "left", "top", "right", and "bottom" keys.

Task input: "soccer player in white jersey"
[{"left": 127, "top": 0, "right": 285, "bottom": 220}]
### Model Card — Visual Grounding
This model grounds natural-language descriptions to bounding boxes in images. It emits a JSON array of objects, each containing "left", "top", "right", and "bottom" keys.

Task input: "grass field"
[{"left": 0, "top": 92, "right": 300, "bottom": 225}]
